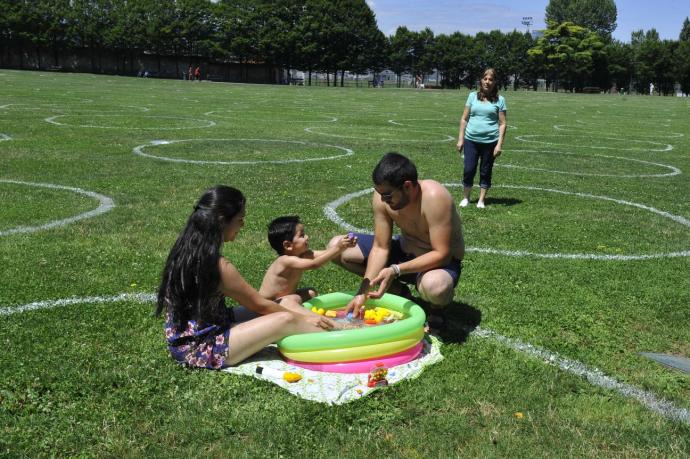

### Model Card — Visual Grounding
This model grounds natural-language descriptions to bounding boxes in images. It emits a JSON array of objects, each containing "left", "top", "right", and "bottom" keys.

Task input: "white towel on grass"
[{"left": 222, "top": 335, "right": 443, "bottom": 405}]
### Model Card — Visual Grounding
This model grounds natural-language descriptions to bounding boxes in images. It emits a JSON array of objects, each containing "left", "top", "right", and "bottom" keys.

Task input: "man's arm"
[{"left": 345, "top": 195, "right": 393, "bottom": 315}]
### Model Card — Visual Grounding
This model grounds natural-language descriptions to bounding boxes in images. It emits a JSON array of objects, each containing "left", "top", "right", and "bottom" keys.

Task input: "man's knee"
[{"left": 418, "top": 274, "right": 455, "bottom": 306}]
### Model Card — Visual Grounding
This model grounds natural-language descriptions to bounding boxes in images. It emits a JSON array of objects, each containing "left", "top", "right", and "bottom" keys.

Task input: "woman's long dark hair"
[
  {"left": 155, "top": 185, "right": 245, "bottom": 327},
  {"left": 477, "top": 68, "right": 499, "bottom": 103}
]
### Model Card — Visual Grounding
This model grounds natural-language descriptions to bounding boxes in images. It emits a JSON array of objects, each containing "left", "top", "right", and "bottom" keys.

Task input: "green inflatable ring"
[{"left": 277, "top": 291, "right": 426, "bottom": 353}]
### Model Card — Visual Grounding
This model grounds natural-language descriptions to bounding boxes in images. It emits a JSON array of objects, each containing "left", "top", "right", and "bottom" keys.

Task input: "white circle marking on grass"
[
  {"left": 323, "top": 185, "right": 690, "bottom": 260},
  {"left": 204, "top": 111, "right": 338, "bottom": 123},
  {"left": 44, "top": 114, "right": 216, "bottom": 130},
  {"left": 305, "top": 126, "right": 455, "bottom": 143},
  {"left": 553, "top": 123, "right": 684, "bottom": 138},
  {"left": 516, "top": 134, "right": 673, "bottom": 152},
  {"left": 1, "top": 292, "right": 686, "bottom": 425},
  {"left": 0, "top": 179, "right": 115, "bottom": 237},
  {"left": 497, "top": 149, "right": 681, "bottom": 178},
  {"left": 133, "top": 138, "right": 354, "bottom": 165}
]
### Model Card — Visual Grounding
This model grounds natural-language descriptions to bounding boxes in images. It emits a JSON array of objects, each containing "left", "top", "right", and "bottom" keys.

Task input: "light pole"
[{"left": 521, "top": 16, "right": 533, "bottom": 35}]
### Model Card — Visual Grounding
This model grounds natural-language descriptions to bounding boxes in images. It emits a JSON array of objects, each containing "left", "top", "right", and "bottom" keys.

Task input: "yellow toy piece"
[
  {"left": 325, "top": 310, "right": 337, "bottom": 318},
  {"left": 283, "top": 372, "right": 302, "bottom": 383}
]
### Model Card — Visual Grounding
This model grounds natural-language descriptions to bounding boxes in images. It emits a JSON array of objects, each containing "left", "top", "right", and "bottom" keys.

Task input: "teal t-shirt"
[{"left": 464, "top": 91, "right": 506, "bottom": 143}]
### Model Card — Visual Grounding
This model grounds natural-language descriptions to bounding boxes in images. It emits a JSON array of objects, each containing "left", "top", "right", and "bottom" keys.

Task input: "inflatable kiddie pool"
[{"left": 277, "top": 291, "right": 426, "bottom": 373}]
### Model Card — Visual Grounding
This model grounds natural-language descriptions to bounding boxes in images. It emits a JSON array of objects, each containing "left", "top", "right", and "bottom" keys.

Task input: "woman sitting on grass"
[{"left": 156, "top": 185, "right": 335, "bottom": 369}]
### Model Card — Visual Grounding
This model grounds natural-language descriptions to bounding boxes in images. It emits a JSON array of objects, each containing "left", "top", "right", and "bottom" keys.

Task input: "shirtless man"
[{"left": 330, "top": 152, "right": 465, "bottom": 318}]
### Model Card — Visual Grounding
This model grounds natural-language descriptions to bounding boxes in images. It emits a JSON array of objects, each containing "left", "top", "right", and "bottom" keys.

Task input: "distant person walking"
[
  {"left": 194, "top": 66, "right": 201, "bottom": 81},
  {"left": 188, "top": 65, "right": 193, "bottom": 81},
  {"left": 649, "top": 82, "right": 655, "bottom": 96},
  {"left": 456, "top": 68, "right": 507, "bottom": 209}
]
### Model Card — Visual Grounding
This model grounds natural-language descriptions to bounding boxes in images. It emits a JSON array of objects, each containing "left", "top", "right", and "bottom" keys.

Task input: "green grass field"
[{"left": 1, "top": 69, "right": 689, "bottom": 457}]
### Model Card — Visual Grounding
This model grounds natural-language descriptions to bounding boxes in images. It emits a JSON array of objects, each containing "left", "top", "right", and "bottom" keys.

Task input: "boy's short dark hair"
[
  {"left": 268, "top": 216, "right": 300, "bottom": 255},
  {"left": 372, "top": 152, "right": 418, "bottom": 188}
]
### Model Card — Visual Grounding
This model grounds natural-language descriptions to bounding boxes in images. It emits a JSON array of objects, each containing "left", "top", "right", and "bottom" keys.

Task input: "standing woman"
[
  {"left": 456, "top": 68, "right": 507, "bottom": 208},
  {"left": 156, "top": 185, "right": 334, "bottom": 369}
]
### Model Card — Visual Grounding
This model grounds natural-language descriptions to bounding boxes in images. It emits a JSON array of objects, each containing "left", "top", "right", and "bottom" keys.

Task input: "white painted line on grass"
[
  {"left": 133, "top": 138, "right": 354, "bottom": 165},
  {"left": 516, "top": 134, "right": 673, "bottom": 152},
  {"left": 498, "top": 149, "right": 681, "bottom": 178},
  {"left": 205, "top": 111, "right": 338, "bottom": 123},
  {"left": 0, "top": 292, "right": 156, "bottom": 316},
  {"left": 323, "top": 185, "right": 690, "bottom": 260},
  {"left": 0, "top": 134, "right": 10, "bottom": 141},
  {"left": 44, "top": 114, "right": 216, "bottom": 130},
  {"left": 305, "top": 126, "right": 455, "bottom": 143},
  {"left": 2, "top": 292, "right": 686, "bottom": 424},
  {"left": 474, "top": 327, "right": 689, "bottom": 425},
  {"left": 0, "top": 179, "right": 115, "bottom": 237}
]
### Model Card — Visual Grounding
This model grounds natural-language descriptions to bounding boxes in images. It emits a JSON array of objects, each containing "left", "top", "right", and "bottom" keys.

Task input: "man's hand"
[
  {"left": 344, "top": 293, "right": 367, "bottom": 318},
  {"left": 493, "top": 145, "right": 502, "bottom": 158},
  {"left": 456, "top": 140, "right": 464, "bottom": 153},
  {"left": 367, "top": 266, "right": 397, "bottom": 299}
]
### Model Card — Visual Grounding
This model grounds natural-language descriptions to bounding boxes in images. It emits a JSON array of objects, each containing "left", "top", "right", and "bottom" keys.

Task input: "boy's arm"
[{"left": 283, "top": 235, "right": 356, "bottom": 271}]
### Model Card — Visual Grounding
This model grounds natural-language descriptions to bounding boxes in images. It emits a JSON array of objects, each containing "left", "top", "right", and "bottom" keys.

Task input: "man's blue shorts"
[{"left": 354, "top": 233, "right": 462, "bottom": 287}]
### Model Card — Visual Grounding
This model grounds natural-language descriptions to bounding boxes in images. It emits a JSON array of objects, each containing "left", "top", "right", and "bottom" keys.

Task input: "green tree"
[
  {"left": 546, "top": 0, "right": 617, "bottom": 40},
  {"left": 430, "top": 32, "right": 474, "bottom": 88},
  {"left": 680, "top": 17, "right": 690, "bottom": 42},
  {"left": 528, "top": 21, "right": 605, "bottom": 91},
  {"left": 388, "top": 26, "right": 414, "bottom": 87},
  {"left": 678, "top": 17, "right": 690, "bottom": 94},
  {"left": 605, "top": 40, "right": 633, "bottom": 92}
]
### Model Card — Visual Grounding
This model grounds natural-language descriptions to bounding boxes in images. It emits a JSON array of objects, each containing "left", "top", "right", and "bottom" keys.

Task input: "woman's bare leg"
[{"left": 225, "top": 311, "right": 322, "bottom": 365}]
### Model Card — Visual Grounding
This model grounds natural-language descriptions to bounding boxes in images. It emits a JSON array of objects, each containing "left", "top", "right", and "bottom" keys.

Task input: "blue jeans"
[{"left": 463, "top": 139, "right": 497, "bottom": 189}]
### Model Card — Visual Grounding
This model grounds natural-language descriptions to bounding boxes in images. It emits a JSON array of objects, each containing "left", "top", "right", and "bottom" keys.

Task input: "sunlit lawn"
[{"left": 1, "top": 69, "right": 688, "bottom": 457}]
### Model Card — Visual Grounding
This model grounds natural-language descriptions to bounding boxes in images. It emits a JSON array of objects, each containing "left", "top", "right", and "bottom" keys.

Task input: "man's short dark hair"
[
  {"left": 268, "top": 216, "right": 300, "bottom": 255},
  {"left": 372, "top": 152, "right": 418, "bottom": 187}
]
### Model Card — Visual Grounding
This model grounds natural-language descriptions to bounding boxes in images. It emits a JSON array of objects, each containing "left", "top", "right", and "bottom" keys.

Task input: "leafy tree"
[
  {"left": 680, "top": 17, "right": 690, "bottom": 42},
  {"left": 528, "top": 21, "right": 605, "bottom": 91},
  {"left": 388, "top": 26, "right": 414, "bottom": 87},
  {"left": 546, "top": 0, "right": 617, "bottom": 40},
  {"left": 678, "top": 17, "right": 690, "bottom": 94},
  {"left": 430, "top": 32, "right": 474, "bottom": 88},
  {"left": 605, "top": 40, "right": 632, "bottom": 92}
]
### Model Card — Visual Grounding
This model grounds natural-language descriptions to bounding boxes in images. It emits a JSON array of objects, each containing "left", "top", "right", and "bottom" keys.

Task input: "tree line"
[{"left": 1, "top": 0, "right": 689, "bottom": 93}]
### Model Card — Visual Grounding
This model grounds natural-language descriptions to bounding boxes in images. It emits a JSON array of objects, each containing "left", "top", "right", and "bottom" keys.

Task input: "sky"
[{"left": 366, "top": 0, "right": 689, "bottom": 42}]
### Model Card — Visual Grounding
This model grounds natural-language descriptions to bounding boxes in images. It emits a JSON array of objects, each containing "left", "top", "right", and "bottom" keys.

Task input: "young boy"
[{"left": 259, "top": 216, "right": 356, "bottom": 305}]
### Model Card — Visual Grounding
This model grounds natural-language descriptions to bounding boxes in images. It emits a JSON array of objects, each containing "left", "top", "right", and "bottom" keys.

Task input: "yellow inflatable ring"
[
  {"left": 280, "top": 329, "right": 424, "bottom": 363},
  {"left": 277, "top": 291, "right": 426, "bottom": 353}
]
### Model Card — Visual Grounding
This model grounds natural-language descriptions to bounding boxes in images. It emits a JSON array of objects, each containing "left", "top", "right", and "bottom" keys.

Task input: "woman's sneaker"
[
  {"left": 459, "top": 198, "right": 469, "bottom": 207},
  {"left": 476, "top": 201, "right": 485, "bottom": 209}
]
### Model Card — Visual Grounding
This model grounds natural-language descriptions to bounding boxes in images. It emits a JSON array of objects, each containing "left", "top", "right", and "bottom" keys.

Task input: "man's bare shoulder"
[{"left": 420, "top": 179, "right": 453, "bottom": 202}]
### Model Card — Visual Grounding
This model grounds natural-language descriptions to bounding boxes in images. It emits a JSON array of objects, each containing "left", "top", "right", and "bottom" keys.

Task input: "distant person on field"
[
  {"left": 649, "top": 82, "right": 655, "bottom": 96},
  {"left": 259, "top": 216, "right": 357, "bottom": 306},
  {"left": 195, "top": 66, "right": 201, "bottom": 81},
  {"left": 457, "top": 68, "right": 507, "bottom": 209},
  {"left": 156, "top": 186, "right": 335, "bottom": 369},
  {"left": 188, "top": 65, "right": 193, "bottom": 81},
  {"left": 330, "top": 153, "right": 465, "bottom": 329}
]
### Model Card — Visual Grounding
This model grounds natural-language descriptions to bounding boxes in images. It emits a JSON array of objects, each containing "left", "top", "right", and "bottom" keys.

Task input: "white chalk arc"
[
  {"left": 44, "top": 114, "right": 216, "bottom": 130},
  {"left": 498, "top": 149, "right": 681, "bottom": 178},
  {"left": 133, "top": 138, "right": 354, "bottom": 165},
  {"left": 516, "top": 134, "right": 673, "bottom": 152},
  {"left": 1, "top": 292, "right": 686, "bottom": 425},
  {"left": 0, "top": 179, "right": 115, "bottom": 237},
  {"left": 323, "top": 184, "right": 690, "bottom": 260}
]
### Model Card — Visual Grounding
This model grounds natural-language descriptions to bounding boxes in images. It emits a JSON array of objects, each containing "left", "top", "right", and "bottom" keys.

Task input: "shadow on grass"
[
  {"left": 485, "top": 197, "right": 522, "bottom": 207},
  {"left": 416, "top": 298, "right": 482, "bottom": 344}
]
